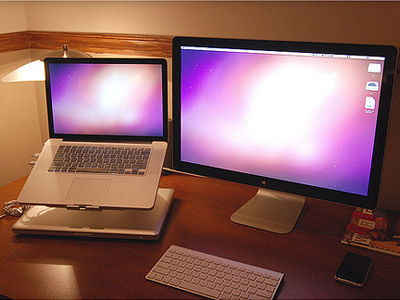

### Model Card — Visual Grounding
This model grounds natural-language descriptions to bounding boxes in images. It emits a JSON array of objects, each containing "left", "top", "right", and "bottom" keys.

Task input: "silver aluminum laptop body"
[
  {"left": 17, "top": 58, "right": 168, "bottom": 209},
  {"left": 12, "top": 188, "right": 174, "bottom": 240}
]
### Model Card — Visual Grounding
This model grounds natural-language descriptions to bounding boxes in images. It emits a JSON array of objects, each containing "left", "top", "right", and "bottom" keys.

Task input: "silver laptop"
[
  {"left": 12, "top": 188, "right": 174, "bottom": 240},
  {"left": 17, "top": 58, "right": 168, "bottom": 209}
]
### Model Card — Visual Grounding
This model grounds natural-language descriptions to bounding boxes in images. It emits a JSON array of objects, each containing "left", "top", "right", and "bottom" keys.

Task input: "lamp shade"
[
  {"left": 2, "top": 45, "right": 91, "bottom": 82},
  {"left": 2, "top": 60, "right": 45, "bottom": 82}
]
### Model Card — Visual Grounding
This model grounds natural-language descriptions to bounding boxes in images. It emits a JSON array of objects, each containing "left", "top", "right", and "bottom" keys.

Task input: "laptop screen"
[{"left": 45, "top": 58, "right": 167, "bottom": 141}]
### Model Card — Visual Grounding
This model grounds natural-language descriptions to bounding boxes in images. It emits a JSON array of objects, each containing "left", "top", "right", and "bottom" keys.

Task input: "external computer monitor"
[{"left": 173, "top": 36, "right": 398, "bottom": 234}]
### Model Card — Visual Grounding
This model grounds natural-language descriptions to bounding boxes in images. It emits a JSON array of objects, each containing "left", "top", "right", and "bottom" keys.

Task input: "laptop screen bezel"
[{"left": 44, "top": 57, "right": 168, "bottom": 142}]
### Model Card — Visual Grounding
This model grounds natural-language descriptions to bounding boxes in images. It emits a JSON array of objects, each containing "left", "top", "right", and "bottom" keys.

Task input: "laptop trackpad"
[{"left": 66, "top": 178, "right": 110, "bottom": 203}]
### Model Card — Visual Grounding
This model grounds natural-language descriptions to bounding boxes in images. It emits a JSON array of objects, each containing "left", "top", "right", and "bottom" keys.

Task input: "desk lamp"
[
  {"left": 1, "top": 44, "right": 91, "bottom": 82},
  {"left": 1, "top": 45, "right": 91, "bottom": 218}
]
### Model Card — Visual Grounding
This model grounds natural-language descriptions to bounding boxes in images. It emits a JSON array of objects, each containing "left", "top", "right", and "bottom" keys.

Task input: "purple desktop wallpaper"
[
  {"left": 180, "top": 48, "right": 384, "bottom": 195},
  {"left": 49, "top": 63, "right": 164, "bottom": 137}
]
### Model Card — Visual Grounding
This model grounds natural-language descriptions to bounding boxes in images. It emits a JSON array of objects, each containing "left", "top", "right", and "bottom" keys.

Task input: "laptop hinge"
[{"left": 66, "top": 204, "right": 102, "bottom": 211}]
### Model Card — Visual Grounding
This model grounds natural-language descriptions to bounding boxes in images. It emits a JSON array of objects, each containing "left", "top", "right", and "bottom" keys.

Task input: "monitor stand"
[{"left": 231, "top": 188, "right": 305, "bottom": 234}]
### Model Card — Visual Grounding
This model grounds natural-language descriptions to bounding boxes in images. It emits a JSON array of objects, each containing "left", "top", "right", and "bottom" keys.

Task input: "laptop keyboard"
[{"left": 48, "top": 144, "right": 151, "bottom": 175}]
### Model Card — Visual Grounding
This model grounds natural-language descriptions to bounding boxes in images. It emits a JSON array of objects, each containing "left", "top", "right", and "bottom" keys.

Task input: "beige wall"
[
  {"left": 0, "top": 50, "right": 43, "bottom": 186},
  {"left": 0, "top": 2, "right": 32, "bottom": 186},
  {"left": 0, "top": 2, "right": 27, "bottom": 33},
  {"left": 1, "top": 1, "right": 400, "bottom": 187},
  {"left": 22, "top": 1, "right": 400, "bottom": 46}
]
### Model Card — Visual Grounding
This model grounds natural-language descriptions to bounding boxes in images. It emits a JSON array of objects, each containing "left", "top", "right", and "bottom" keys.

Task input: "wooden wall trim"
[
  {"left": 1, "top": 31, "right": 398, "bottom": 72},
  {"left": 0, "top": 32, "right": 30, "bottom": 53},
  {"left": 0, "top": 31, "right": 173, "bottom": 57}
]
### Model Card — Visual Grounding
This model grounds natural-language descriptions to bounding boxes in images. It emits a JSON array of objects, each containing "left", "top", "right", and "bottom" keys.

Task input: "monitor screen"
[
  {"left": 45, "top": 58, "right": 168, "bottom": 141},
  {"left": 173, "top": 37, "right": 397, "bottom": 233}
]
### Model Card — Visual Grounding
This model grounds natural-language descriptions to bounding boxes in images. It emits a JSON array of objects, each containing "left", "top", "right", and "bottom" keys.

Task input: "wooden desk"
[{"left": 0, "top": 172, "right": 399, "bottom": 299}]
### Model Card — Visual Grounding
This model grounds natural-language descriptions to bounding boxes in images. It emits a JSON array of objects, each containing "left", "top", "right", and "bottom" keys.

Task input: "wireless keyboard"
[{"left": 146, "top": 245, "right": 284, "bottom": 299}]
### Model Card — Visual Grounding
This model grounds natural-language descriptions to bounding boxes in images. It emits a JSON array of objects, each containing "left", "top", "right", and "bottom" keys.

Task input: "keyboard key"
[
  {"left": 76, "top": 167, "right": 110, "bottom": 173},
  {"left": 179, "top": 280, "right": 221, "bottom": 299}
]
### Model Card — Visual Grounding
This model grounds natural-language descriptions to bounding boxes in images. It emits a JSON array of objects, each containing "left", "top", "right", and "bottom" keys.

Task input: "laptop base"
[{"left": 12, "top": 188, "right": 174, "bottom": 240}]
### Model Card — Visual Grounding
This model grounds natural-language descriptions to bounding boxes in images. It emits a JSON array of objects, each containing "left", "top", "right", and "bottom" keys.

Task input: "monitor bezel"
[
  {"left": 173, "top": 36, "right": 398, "bottom": 209},
  {"left": 45, "top": 57, "right": 168, "bottom": 142}
]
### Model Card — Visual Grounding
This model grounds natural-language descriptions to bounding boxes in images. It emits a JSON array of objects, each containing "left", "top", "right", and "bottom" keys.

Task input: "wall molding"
[
  {"left": 0, "top": 31, "right": 173, "bottom": 57},
  {"left": 0, "top": 32, "right": 30, "bottom": 53},
  {"left": 1, "top": 31, "right": 398, "bottom": 72}
]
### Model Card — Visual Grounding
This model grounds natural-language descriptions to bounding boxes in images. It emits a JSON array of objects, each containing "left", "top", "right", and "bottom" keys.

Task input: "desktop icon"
[
  {"left": 368, "top": 63, "right": 382, "bottom": 73},
  {"left": 366, "top": 81, "right": 379, "bottom": 91},
  {"left": 365, "top": 96, "right": 376, "bottom": 110}
]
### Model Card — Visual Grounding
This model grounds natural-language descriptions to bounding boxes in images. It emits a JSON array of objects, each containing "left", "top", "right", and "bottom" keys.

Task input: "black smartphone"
[{"left": 334, "top": 252, "right": 373, "bottom": 287}]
